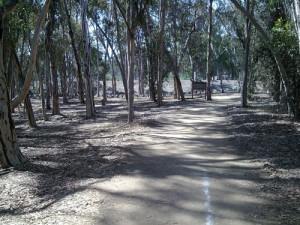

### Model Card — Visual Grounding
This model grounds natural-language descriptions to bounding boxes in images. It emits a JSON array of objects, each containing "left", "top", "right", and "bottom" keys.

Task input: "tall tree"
[
  {"left": 206, "top": 0, "right": 213, "bottom": 101},
  {"left": 63, "top": 0, "right": 85, "bottom": 104},
  {"left": 81, "top": 0, "right": 95, "bottom": 118},
  {"left": 114, "top": 0, "right": 151, "bottom": 122},
  {"left": 157, "top": 0, "right": 167, "bottom": 106},
  {"left": 242, "top": 0, "right": 254, "bottom": 107},
  {"left": 46, "top": 2, "right": 60, "bottom": 115}
]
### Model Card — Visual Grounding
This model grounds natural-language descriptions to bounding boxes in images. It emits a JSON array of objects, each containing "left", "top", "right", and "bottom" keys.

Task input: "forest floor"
[{"left": 0, "top": 93, "right": 299, "bottom": 224}]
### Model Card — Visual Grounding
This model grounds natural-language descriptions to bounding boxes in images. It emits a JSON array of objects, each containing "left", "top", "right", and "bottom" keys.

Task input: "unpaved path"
[
  {"left": 88, "top": 95, "right": 277, "bottom": 225},
  {"left": 1, "top": 94, "right": 280, "bottom": 225}
]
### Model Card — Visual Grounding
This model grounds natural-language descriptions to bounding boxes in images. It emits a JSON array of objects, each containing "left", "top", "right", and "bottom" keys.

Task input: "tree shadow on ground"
[{"left": 1, "top": 94, "right": 299, "bottom": 225}]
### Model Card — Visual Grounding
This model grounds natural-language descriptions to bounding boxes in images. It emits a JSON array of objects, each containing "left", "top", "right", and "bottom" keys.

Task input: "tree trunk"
[
  {"left": 46, "top": 12, "right": 60, "bottom": 115},
  {"left": 157, "top": 0, "right": 167, "bottom": 106},
  {"left": 10, "top": 0, "right": 51, "bottom": 109},
  {"left": 81, "top": 0, "right": 95, "bottom": 118},
  {"left": 61, "top": 55, "right": 68, "bottom": 104},
  {"left": 45, "top": 46, "right": 51, "bottom": 110},
  {"left": 242, "top": 0, "right": 254, "bottom": 108},
  {"left": 63, "top": 0, "right": 85, "bottom": 104},
  {"left": 103, "top": 60, "right": 108, "bottom": 103},
  {"left": 0, "top": 3, "right": 27, "bottom": 169},
  {"left": 206, "top": 0, "right": 213, "bottom": 101},
  {"left": 11, "top": 48, "right": 37, "bottom": 127},
  {"left": 113, "top": 1, "right": 128, "bottom": 101},
  {"left": 147, "top": 56, "right": 156, "bottom": 101},
  {"left": 230, "top": 0, "right": 293, "bottom": 111},
  {"left": 110, "top": 57, "right": 117, "bottom": 95},
  {"left": 37, "top": 55, "right": 48, "bottom": 121},
  {"left": 128, "top": 30, "right": 135, "bottom": 122},
  {"left": 137, "top": 39, "right": 144, "bottom": 96}
]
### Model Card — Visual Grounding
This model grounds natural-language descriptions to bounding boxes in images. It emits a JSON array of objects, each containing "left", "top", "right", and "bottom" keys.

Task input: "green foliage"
[{"left": 271, "top": 18, "right": 299, "bottom": 80}]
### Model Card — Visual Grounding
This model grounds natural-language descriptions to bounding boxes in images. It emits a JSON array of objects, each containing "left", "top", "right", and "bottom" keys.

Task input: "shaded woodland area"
[{"left": 0, "top": 1, "right": 300, "bottom": 223}]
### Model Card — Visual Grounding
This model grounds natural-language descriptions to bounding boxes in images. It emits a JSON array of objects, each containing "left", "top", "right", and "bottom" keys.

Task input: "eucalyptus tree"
[
  {"left": 206, "top": 0, "right": 213, "bottom": 101},
  {"left": 92, "top": 0, "right": 129, "bottom": 101},
  {"left": 46, "top": 0, "right": 60, "bottom": 115},
  {"left": 157, "top": 0, "right": 167, "bottom": 106},
  {"left": 0, "top": 0, "right": 51, "bottom": 168},
  {"left": 113, "top": 0, "right": 151, "bottom": 123},
  {"left": 63, "top": 0, "right": 85, "bottom": 104},
  {"left": 165, "top": 0, "right": 201, "bottom": 101},
  {"left": 229, "top": 0, "right": 300, "bottom": 118},
  {"left": 5, "top": 3, "right": 38, "bottom": 127},
  {"left": 81, "top": 0, "right": 95, "bottom": 118},
  {"left": 242, "top": 0, "right": 255, "bottom": 107}
]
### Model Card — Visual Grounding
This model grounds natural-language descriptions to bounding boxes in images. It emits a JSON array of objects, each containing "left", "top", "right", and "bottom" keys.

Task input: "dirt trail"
[
  {"left": 1, "top": 94, "right": 280, "bottom": 225},
  {"left": 89, "top": 94, "right": 277, "bottom": 225}
]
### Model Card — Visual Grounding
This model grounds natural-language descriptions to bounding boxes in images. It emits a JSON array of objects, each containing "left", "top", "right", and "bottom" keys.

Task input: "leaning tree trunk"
[
  {"left": 63, "top": 0, "right": 85, "bottom": 104},
  {"left": 11, "top": 0, "right": 51, "bottom": 109},
  {"left": 11, "top": 50, "right": 37, "bottom": 127},
  {"left": 206, "top": 0, "right": 213, "bottom": 101},
  {"left": 230, "top": 0, "right": 294, "bottom": 114}
]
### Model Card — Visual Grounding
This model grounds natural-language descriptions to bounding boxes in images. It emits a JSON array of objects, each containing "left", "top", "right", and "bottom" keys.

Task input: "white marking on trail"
[{"left": 202, "top": 170, "right": 213, "bottom": 225}]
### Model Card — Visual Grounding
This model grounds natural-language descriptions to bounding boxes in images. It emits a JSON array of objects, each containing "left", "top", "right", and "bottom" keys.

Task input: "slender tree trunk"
[
  {"left": 173, "top": 75, "right": 178, "bottom": 99},
  {"left": 45, "top": 46, "right": 51, "bottom": 109},
  {"left": 137, "top": 40, "right": 143, "bottom": 96},
  {"left": 47, "top": 18, "right": 60, "bottom": 115},
  {"left": 206, "top": 0, "right": 213, "bottom": 101},
  {"left": 11, "top": 48, "right": 37, "bottom": 127},
  {"left": 110, "top": 57, "right": 117, "bottom": 95},
  {"left": 103, "top": 56, "right": 108, "bottom": 103},
  {"left": 157, "top": 0, "right": 167, "bottom": 106},
  {"left": 128, "top": 30, "right": 135, "bottom": 122},
  {"left": 37, "top": 55, "right": 48, "bottom": 121},
  {"left": 63, "top": 0, "right": 85, "bottom": 104},
  {"left": 242, "top": 0, "right": 254, "bottom": 107},
  {"left": 147, "top": 56, "right": 156, "bottom": 101},
  {"left": 61, "top": 55, "right": 68, "bottom": 104},
  {"left": 81, "top": 0, "right": 95, "bottom": 118},
  {"left": 96, "top": 38, "right": 100, "bottom": 98},
  {"left": 113, "top": 2, "right": 128, "bottom": 101},
  {"left": 230, "top": 0, "right": 292, "bottom": 111},
  {"left": 10, "top": 0, "right": 51, "bottom": 109}
]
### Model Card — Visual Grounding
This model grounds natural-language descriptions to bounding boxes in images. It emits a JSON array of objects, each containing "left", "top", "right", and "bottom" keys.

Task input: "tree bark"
[
  {"left": 37, "top": 54, "right": 48, "bottom": 121},
  {"left": 46, "top": 5, "right": 60, "bottom": 115},
  {"left": 157, "top": 0, "right": 167, "bottom": 106},
  {"left": 61, "top": 55, "right": 68, "bottom": 104},
  {"left": 128, "top": 30, "right": 136, "bottom": 122},
  {"left": 45, "top": 43, "right": 51, "bottom": 110},
  {"left": 0, "top": 1, "right": 27, "bottom": 169},
  {"left": 81, "top": 0, "right": 95, "bottom": 118},
  {"left": 63, "top": 0, "right": 85, "bottom": 104},
  {"left": 206, "top": 0, "right": 213, "bottom": 101},
  {"left": 242, "top": 0, "right": 254, "bottom": 107},
  {"left": 11, "top": 50, "right": 37, "bottom": 127}
]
